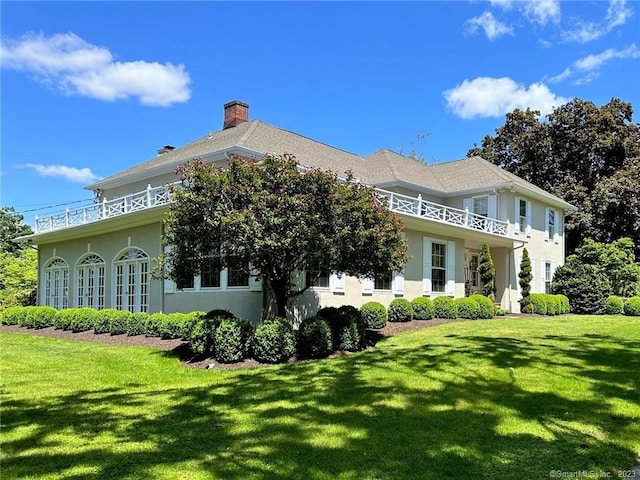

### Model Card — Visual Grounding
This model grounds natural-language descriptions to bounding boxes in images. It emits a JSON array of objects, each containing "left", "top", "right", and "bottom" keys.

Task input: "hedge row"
[
  {"left": 358, "top": 294, "right": 497, "bottom": 325},
  {"left": 522, "top": 294, "right": 570, "bottom": 315},
  {"left": 605, "top": 295, "right": 640, "bottom": 316},
  {"left": 0, "top": 306, "right": 205, "bottom": 340}
]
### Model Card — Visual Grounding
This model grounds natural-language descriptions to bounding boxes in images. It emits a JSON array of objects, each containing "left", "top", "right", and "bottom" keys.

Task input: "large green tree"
[
  {"left": 160, "top": 154, "right": 409, "bottom": 317},
  {"left": 1, "top": 207, "right": 33, "bottom": 256},
  {"left": 0, "top": 207, "right": 36, "bottom": 307},
  {"left": 469, "top": 98, "right": 640, "bottom": 255}
]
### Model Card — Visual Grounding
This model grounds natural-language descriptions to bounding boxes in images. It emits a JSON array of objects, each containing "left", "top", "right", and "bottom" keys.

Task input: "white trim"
[
  {"left": 330, "top": 272, "right": 346, "bottom": 293},
  {"left": 362, "top": 278, "right": 374, "bottom": 295},
  {"left": 393, "top": 271, "right": 404, "bottom": 295}
]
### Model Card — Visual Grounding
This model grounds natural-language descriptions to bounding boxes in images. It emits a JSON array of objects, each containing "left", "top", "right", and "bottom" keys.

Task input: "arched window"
[
  {"left": 75, "top": 254, "right": 105, "bottom": 309},
  {"left": 43, "top": 257, "right": 69, "bottom": 309},
  {"left": 113, "top": 248, "right": 149, "bottom": 313}
]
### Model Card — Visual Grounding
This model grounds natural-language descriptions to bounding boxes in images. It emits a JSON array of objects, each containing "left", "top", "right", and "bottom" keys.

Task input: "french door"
[{"left": 114, "top": 249, "right": 149, "bottom": 313}]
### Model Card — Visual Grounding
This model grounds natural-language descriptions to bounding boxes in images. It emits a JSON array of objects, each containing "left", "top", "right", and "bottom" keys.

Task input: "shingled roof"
[{"left": 87, "top": 111, "right": 571, "bottom": 209}]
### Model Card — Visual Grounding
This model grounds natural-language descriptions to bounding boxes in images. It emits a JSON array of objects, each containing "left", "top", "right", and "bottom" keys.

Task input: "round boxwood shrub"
[
  {"left": 252, "top": 317, "right": 296, "bottom": 363},
  {"left": 604, "top": 295, "right": 624, "bottom": 314},
  {"left": 556, "top": 295, "right": 570, "bottom": 314},
  {"left": 106, "top": 310, "right": 133, "bottom": 335},
  {"left": 412, "top": 297, "right": 435, "bottom": 320},
  {"left": 433, "top": 296, "right": 458, "bottom": 319},
  {"left": 71, "top": 308, "right": 99, "bottom": 332},
  {"left": 471, "top": 294, "right": 494, "bottom": 319},
  {"left": 455, "top": 297, "right": 480, "bottom": 319},
  {"left": 297, "top": 315, "right": 333, "bottom": 359},
  {"left": 24, "top": 306, "right": 57, "bottom": 329},
  {"left": 93, "top": 309, "right": 121, "bottom": 334},
  {"left": 189, "top": 317, "right": 221, "bottom": 356},
  {"left": 529, "top": 294, "right": 548, "bottom": 315},
  {"left": 144, "top": 313, "right": 166, "bottom": 337},
  {"left": 546, "top": 295, "right": 560, "bottom": 316},
  {"left": 160, "top": 312, "right": 190, "bottom": 339},
  {"left": 53, "top": 309, "right": 76, "bottom": 331},
  {"left": 388, "top": 298, "right": 413, "bottom": 322},
  {"left": 623, "top": 296, "right": 640, "bottom": 316},
  {"left": 0, "top": 306, "right": 23, "bottom": 325},
  {"left": 204, "top": 309, "right": 235, "bottom": 320},
  {"left": 127, "top": 312, "right": 148, "bottom": 336},
  {"left": 182, "top": 311, "right": 206, "bottom": 340},
  {"left": 214, "top": 318, "right": 253, "bottom": 363},
  {"left": 334, "top": 306, "right": 367, "bottom": 351},
  {"left": 359, "top": 301, "right": 387, "bottom": 329}
]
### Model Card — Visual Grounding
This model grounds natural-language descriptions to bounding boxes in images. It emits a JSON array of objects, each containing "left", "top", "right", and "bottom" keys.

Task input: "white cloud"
[
  {"left": 23, "top": 164, "right": 102, "bottom": 183},
  {"left": 489, "top": 0, "right": 513, "bottom": 9},
  {"left": 521, "top": 0, "right": 561, "bottom": 26},
  {"left": 561, "top": 0, "right": 633, "bottom": 43},
  {"left": 465, "top": 12, "right": 513, "bottom": 41},
  {"left": 0, "top": 32, "right": 191, "bottom": 106},
  {"left": 548, "top": 44, "right": 640, "bottom": 84},
  {"left": 443, "top": 77, "right": 568, "bottom": 119}
]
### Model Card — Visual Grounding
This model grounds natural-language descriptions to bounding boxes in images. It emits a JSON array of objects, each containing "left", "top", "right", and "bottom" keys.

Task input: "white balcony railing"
[{"left": 34, "top": 184, "right": 509, "bottom": 237}]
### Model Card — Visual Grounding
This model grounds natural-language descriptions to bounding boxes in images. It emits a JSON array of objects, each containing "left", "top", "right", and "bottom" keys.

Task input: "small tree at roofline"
[{"left": 158, "top": 153, "right": 409, "bottom": 317}]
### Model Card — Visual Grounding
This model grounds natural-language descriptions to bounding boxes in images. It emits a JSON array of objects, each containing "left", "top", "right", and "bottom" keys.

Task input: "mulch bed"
[{"left": 1, "top": 317, "right": 476, "bottom": 370}]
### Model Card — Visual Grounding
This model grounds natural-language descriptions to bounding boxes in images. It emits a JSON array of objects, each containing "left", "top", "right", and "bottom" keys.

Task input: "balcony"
[{"left": 33, "top": 184, "right": 509, "bottom": 238}]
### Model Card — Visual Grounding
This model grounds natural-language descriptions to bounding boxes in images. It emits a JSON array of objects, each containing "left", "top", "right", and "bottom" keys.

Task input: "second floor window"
[
  {"left": 547, "top": 208, "right": 557, "bottom": 241},
  {"left": 473, "top": 196, "right": 488, "bottom": 217},
  {"left": 518, "top": 199, "right": 527, "bottom": 233}
]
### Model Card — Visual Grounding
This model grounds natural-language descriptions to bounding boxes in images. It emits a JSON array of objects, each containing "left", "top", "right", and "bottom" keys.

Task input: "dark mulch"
[{"left": 0, "top": 316, "right": 483, "bottom": 370}]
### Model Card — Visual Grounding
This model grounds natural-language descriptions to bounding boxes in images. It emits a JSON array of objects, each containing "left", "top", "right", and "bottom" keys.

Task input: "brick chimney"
[{"left": 223, "top": 100, "right": 249, "bottom": 129}]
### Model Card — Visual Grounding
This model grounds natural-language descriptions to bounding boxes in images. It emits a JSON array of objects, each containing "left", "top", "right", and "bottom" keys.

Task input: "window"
[
  {"left": 227, "top": 259, "right": 249, "bottom": 287},
  {"left": 114, "top": 248, "right": 149, "bottom": 313},
  {"left": 76, "top": 254, "right": 105, "bottom": 309},
  {"left": 545, "top": 208, "right": 559, "bottom": 243},
  {"left": 473, "top": 196, "right": 488, "bottom": 217},
  {"left": 545, "top": 261, "right": 552, "bottom": 294},
  {"left": 374, "top": 271, "right": 393, "bottom": 291},
  {"left": 177, "top": 275, "right": 195, "bottom": 290},
  {"left": 518, "top": 199, "right": 527, "bottom": 234},
  {"left": 44, "top": 258, "right": 69, "bottom": 309},
  {"left": 431, "top": 242, "right": 447, "bottom": 293},
  {"left": 306, "top": 264, "right": 330, "bottom": 288},
  {"left": 201, "top": 256, "right": 222, "bottom": 288}
]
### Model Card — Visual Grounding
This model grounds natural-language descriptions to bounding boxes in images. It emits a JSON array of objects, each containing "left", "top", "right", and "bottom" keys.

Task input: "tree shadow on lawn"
[{"left": 2, "top": 333, "right": 639, "bottom": 479}]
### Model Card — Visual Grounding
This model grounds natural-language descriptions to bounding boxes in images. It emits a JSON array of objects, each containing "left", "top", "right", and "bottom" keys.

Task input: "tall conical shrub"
[
  {"left": 478, "top": 243, "right": 496, "bottom": 301},
  {"left": 519, "top": 247, "right": 533, "bottom": 313}
]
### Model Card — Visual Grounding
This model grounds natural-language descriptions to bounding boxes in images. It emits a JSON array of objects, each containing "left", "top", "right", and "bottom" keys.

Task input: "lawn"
[{"left": 1, "top": 315, "right": 639, "bottom": 480}]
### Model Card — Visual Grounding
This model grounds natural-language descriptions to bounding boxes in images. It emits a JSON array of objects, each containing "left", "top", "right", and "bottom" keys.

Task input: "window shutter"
[
  {"left": 514, "top": 197, "right": 521, "bottom": 235},
  {"left": 446, "top": 240, "right": 456, "bottom": 296},
  {"left": 330, "top": 272, "right": 346, "bottom": 293},
  {"left": 544, "top": 208, "right": 551, "bottom": 241},
  {"left": 393, "top": 271, "right": 404, "bottom": 295},
  {"left": 526, "top": 201, "right": 532, "bottom": 237},
  {"left": 551, "top": 261, "right": 557, "bottom": 288},
  {"left": 541, "top": 260, "right": 547, "bottom": 292},
  {"left": 423, "top": 237, "right": 432, "bottom": 295},
  {"left": 487, "top": 194, "right": 497, "bottom": 219},
  {"left": 362, "top": 278, "right": 374, "bottom": 295}
]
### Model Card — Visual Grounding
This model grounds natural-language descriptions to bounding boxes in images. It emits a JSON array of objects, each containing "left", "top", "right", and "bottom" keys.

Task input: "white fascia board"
[{"left": 372, "top": 179, "right": 446, "bottom": 197}]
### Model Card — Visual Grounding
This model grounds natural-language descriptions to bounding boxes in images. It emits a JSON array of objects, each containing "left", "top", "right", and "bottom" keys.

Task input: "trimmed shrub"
[
  {"left": 529, "top": 294, "right": 548, "bottom": 315},
  {"left": 604, "top": 295, "right": 624, "bottom": 315},
  {"left": 1, "top": 306, "right": 24, "bottom": 325},
  {"left": 552, "top": 262, "right": 612, "bottom": 314},
  {"left": 160, "top": 312, "right": 190, "bottom": 339},
  {"left": 556, "top": 295, "right": 570, "bottom": 314},
  {"left": 25, "top": 306, "right": 57, "bottom": 329},
  {"left": 546, "top": 295, "right": 560, "bottom": 316},
  {"left": 388, "top": 298, "right": 413, "bottom": 323},
  {"left": 471, "top": 294, "right": 494, "bottom": 319},
  {"left": 360, "top": 302, "right": 387, "bottom": 329},
  {"left": 623, "top": 296, "right": 640, "bottom": 316},
  {"left": 145, "top": 313, "right": 166, "bottom": 337},
  {"left": 455, "top": 297, "right": 480, "bottom": 320},
  {"left": 252, "top": 317, "right": 296, "bottom": 363},
  {"left": 182, "top": 311, "right": 206, "bottom": 340},
  {"left": 71, "top": 308, "right": 99, "bottom": 332},
  {"left": 93, "top": 309, "right": 118, "bottom": 334},
  {"left": 189, "top": 317, "right": 220, "bottom": 356},
  {"left": 54, "top": 309, "right": 76, "bottom": 331},
  {"left": 333, "top": 306, "right": 367, "bottom": 351},
  {"left": 495, "top": 309, "right": 507, "bottom": 316},
  {"left": 107, "top": 310, "right": 132, "bottom": 335},
  {"left": 412, "top": 297, "right": 435, "bottom": 320},
  {"left": 297, "top": 315, "right": 334, "bottom": 359},
  {"left": 204, "top": 309, "right": 235, "bottom": 320},
  {"left": 433, "top": 296, "right": 458, "bottom": 319},
  {"left": 214, "top": 318, "right": 253, "bottom": 363},
  {"left": 127, "top": 312, "right": 148, "bottom": 336},
  {"left": 316, "top": 306, "right": 339, "bottom": 324}
]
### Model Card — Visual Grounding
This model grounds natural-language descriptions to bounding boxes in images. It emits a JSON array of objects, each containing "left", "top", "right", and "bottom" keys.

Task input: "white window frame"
[
  {"left": 545, "top": 208, "right": 559, "bottom": 244},
  {"left": 113, "top": 247, "right": 149, "bottom": 313},
  {"left": 423, "top": 237, "right": 456, "bottom": 296},
  {"left": 514, "top": 197, "right": 532, "bottom": 237},
  {"left": 75, "top": 253, "right": 105, "bottom": 309},
  {"left": 43, "top": 257, "right": 69, "bottom": 310}
]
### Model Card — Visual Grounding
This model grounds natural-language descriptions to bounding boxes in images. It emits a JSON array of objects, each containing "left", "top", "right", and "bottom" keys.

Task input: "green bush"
[
  {"left": 388, "top": 298, "right": 413, "bottom": 322},
  {"left": 189, "top": 317, "right": 220, "bottom": 356},
  {"left": 433, "top": 296, "right": 458, "bottom": 319},
  {"left": 214, "top": 318, "right": 253, "bottom": 363},
  {"left": 623, "top": 296, "right": 640, "bottom": 316},
  {"left": 182, "top": 311, "right": 206, "bottom": 340},
  {"left": 127, "top": 312, "right": 148, "bottom": 336},
  {"left": 455, "top": 297, "right": 480, "bottom": 320},
  {"left": 317, "top": 306, "right": 366, "bottom": 352},
  {"left": 71, "top": 308, "right": 99, "bottom": 333},
  {"left": 471, "top": 294, "right": 494, "bottom": 319},
  {"left": 411, "top": 297, "right": 435, "bottom": 320},
  {"left": 0, "top": 306, "right": 23, "bottom": 325},
  {"left": 25, "top": 306, "right": 57, "bottom": 329},
  {"left": 359, "top": 302, "right": 387, "bottom": 329},
  {"left": 107, "top": 310, "right": 132, "bottom": 335},
  {"left": 316, "top": 306, "right": 339, "bottom": 323},
  {"left": 145, "top": 313, "right": 166, "bottom": 337},
  {"left": 252, "top": 317, "right": 296, "bottom": 363},
  {"left": 204, "top": 309, "right": 235, "bottom": 320},
  {"left": 495, "top": 309, "right": 507, "bottom": 316},
  {"left": 529, "top": 294, "right": 548, "bottom": 315},
  {"left": 160, "top": 312, "right": 190, "bottom": 339},
  {"left": 297, "top": 315, "right": 334, "bottom": 359},
  {"left": 604, "top": 295, "right": 624, "bottom": 315},
  {"left": 546, "top": 295, "right": 560, "bottom": 316},
  {"left": 93, "top": 309, "right": 117, "bottom": 334},
  {"left": 552, "top": 262, "right": 612, "bottom": 314},
  {"left": 53, "top": 309, "right": 76, "bottom": 330},
  {"left": 556, "top": 295, "right": 570, "bottom": 314}
]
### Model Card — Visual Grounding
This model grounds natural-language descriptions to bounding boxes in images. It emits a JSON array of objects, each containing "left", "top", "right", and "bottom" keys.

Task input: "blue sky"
[{"left": 1, "top": 1, "right": 639, "bottom": 227}]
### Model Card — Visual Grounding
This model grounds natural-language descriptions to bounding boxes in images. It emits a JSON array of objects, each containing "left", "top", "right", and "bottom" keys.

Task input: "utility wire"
[{"left": 2, "top": 198, "right": 95, "bottom": 215}]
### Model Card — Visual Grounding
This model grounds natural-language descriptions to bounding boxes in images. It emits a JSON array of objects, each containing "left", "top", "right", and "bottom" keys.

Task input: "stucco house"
[{"left": 23, "top": 100, "right": 573, "bottom": 322}]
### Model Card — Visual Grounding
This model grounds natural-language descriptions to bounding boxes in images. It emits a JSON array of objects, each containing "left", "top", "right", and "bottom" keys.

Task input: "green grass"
[{"left": 1, "top": 315, "right": 639, "bottom": 479}]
